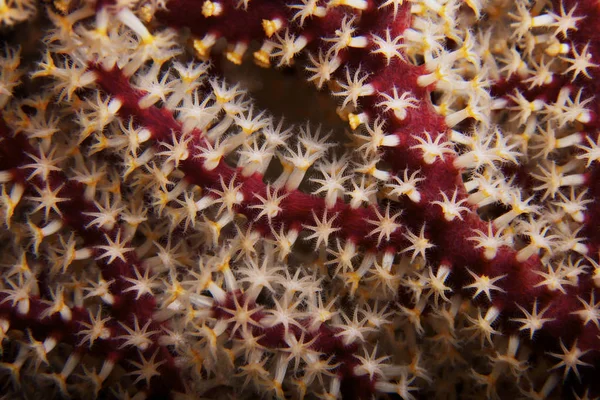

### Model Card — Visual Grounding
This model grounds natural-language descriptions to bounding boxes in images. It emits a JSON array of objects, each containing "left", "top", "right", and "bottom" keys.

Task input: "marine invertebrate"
[{"left": 0, "top": 0, "right": 599, "bottom": 399}]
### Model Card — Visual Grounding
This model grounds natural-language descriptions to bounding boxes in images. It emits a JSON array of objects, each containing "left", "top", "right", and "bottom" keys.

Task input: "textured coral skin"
[
  {"left": 155, "top": 0, "right": 600, "bottom": 355},
  {"left": 0, "top": 0, "right": 600, "bottom": 399}
]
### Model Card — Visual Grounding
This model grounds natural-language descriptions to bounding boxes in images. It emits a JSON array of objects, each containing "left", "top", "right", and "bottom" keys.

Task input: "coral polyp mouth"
[{"left": 0, "top": 0, "right": 599, "bottom": 399}]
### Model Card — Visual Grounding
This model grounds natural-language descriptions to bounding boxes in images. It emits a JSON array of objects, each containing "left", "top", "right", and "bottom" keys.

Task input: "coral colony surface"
[{"left": 2, "top": 0, "right": 600, "bottom": 398}]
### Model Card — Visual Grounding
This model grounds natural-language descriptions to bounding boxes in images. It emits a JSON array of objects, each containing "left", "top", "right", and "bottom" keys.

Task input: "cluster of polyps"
[{"left": 0, "top": 0, "right": 599, "bottom": 399}]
